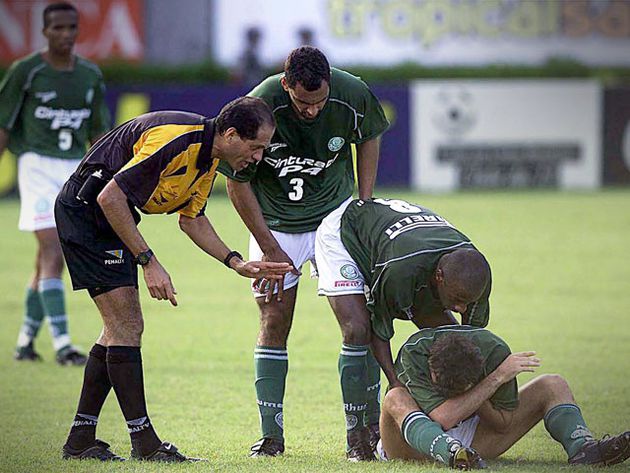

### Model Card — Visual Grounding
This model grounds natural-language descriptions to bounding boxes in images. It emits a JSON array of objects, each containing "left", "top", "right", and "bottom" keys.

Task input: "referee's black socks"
[
  {"left": 106, "top": 346, "right": 161, "bottom": 456},
  {"left": 65, "top": 344, "right": 111, "bottom": 451}
]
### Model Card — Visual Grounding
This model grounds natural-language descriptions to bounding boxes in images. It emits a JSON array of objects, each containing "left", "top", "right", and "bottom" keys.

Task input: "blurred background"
[{"left": 1, "top": 0, "right": 629, "bottom": 195}]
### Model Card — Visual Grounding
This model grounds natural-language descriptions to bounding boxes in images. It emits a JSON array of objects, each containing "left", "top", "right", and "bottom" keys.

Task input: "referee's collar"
[{"left": 197, "top": 118, "right": 216, "bottom": 170}]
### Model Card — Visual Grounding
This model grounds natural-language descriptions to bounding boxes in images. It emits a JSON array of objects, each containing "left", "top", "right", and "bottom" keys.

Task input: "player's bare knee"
[
  {"left": 340, "top": 320, "right": 370, "bottom": 345},
  {"left": 382, "top": 386, "right": 411, "bottom": 416}
]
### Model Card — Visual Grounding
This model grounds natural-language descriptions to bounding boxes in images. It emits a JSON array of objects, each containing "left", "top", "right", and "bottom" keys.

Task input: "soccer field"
[{"left": 1, "top": 190, "right": 629, "bottom": 473}]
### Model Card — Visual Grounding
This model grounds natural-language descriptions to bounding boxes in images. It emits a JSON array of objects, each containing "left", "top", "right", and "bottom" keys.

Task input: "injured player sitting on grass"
[{"left": 377, "top": 326, "right": 630, "bottom": 470}]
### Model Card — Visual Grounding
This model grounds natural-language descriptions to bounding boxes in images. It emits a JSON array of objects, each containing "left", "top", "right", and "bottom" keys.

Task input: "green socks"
[
  {"left": 254, "top": 346, "right": 287, "bottom": 440},
  {"left": 365, "top": 348, "right": 382, "bottom": 426},
  {"left": 16, "top": 287, "right": 46, "bottom": 347},
  {"left": 339, "top": 344, "right": 369, "bottom": 433},
  {"left": 39, "top": 278, "right": 71, "bottom": 351},
  {"left": 402, "top": 411, "right": 461, "bottom": 465},
  {"left": 544, "top": 403, "right": 593, "bottom": 458}
]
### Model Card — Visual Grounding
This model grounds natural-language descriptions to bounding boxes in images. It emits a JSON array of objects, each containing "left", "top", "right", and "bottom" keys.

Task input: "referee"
[{"left": 57, "top": 97, "right": 292, "bottom": 462}]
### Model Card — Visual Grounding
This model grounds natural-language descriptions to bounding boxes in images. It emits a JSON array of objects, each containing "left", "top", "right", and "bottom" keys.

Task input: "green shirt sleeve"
[
  {"left": 0, "top": 61, "right": 27, "bottom": 130},
  {"left": 353, "top": 81, "right": 389, "bottom": 144},
  {"left": 485, "top": 343, "right": 519, "bottom": 410},
  {"left": 89, "top": 74, "right": 110, "bottom": 141}
]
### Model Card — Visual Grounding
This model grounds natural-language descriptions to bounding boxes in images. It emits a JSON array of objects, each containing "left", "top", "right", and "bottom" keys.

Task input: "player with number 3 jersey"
[{"left": 218, "top": 46, "right": 389, "bottom": 460}]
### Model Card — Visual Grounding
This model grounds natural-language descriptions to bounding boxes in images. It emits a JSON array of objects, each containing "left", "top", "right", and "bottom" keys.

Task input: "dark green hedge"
[{"left": 1, "top": 58, "right": 628, "bottom": 84}]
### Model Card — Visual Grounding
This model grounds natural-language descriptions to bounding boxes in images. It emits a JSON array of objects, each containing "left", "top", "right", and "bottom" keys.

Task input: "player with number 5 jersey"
[
  {"left": 0, "top": 2, "right": 110, "bottom": 367},
  {"left": 217, "top": 46, "right": 389, "bottom": 460}
]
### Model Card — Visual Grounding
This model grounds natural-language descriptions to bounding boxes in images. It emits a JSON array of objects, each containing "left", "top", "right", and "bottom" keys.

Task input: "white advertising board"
[
  {"left": 410, "top": 80, "right": 602, "bottom": 191},
  {"left": 213, "top": 0, "right": 630, "bottom": 67}
]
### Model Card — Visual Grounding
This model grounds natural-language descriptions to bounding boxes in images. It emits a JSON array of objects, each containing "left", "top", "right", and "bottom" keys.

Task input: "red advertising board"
[{"left": 0, "top": 0, "right": 144, "bottom": 65}]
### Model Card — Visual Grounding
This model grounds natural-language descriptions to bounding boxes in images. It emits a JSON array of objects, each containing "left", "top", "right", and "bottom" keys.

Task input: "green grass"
[{"left": 1, "top": 190, "right": 629, "bottom": 473}]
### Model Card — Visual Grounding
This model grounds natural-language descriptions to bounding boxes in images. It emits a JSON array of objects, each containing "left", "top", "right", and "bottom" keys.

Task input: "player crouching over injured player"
[{"left": 378, "top": 326, "right": 630, "bottom": 469}]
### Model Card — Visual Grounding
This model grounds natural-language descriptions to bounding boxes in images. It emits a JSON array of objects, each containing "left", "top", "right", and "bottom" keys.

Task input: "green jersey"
[
  {"left": 218, "top": 68, "right": 389, "bottom": 233},
  {"left": 395, "top": 325, "right": 518, "bottom": 414},
  {"left": 0, "top": 52, "right": 110, "bottom": 159},
  {"left": 340, "top": 198, "right": 491, "bottom": 341}
]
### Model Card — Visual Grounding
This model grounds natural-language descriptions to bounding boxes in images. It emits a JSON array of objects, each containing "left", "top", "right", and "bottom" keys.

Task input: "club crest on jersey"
[
  {"left": 35, "top": 91, "right": 57, "bottom": 103},
  {"left": 328, "top": 136, "right": 345, "bottom": 152},
  {"left": 340, "top": 264, "right": 359, "bottom": 280},
  {"left": 105, "top": 250, "right": 124, "bottom": 259}
]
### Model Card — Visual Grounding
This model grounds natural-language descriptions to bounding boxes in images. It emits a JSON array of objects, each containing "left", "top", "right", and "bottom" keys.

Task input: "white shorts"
[
  {"left": 249, "top": 229, "right": 317, "bottom": 297},
  {"left": 447, "top": 415, "right": 480, "bottom": 448},
  {"left": 314, "top": 198, "right": 365, "bottom": 297},
  {"left": 18, "top": 152, "right": 81, "bottom": 231},
  {"left": 376, "top": 415, "right": 480, "bottom": 461}
]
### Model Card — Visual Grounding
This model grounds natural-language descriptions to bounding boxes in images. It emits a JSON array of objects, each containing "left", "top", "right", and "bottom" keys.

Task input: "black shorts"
[{"left": 55, "top": 177, "right": 138, "bottom": 294}]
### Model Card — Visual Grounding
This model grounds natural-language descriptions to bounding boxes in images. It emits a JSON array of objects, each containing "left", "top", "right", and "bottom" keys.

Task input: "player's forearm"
[
  {"left": 370, "top": 335, "right": 402, "bottom": 388},
  {"left": 97, "top": 179, "right": 150, "bottom": 257},
  {"left": 178, "top": 214, "right": 233, "bottom": 264},
  {"left": 226, "top": 178, "right": 280, "bottom": 253},
  {"left": 356, "top": 137, "right": 380, "bottom": 200},
  {"left": 428, "top": 370, "right": 505, "bottom": 430}
]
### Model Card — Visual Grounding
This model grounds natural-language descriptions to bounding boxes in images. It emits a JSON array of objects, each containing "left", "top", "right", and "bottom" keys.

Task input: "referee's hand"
[{"left": 142, "top": 257, "right": 178, "bottom": 306}]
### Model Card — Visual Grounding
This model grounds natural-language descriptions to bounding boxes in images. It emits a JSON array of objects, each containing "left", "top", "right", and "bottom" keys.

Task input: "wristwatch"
[{"left": 135, "top": 249, "right": 154, "bottom": 266}]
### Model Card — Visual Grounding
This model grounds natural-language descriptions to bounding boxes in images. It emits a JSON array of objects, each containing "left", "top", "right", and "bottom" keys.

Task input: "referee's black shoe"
[
  {"left": 131, "top": 441, "right": 206, "bottom": 462},
  {"left": 62, "top": 439, "right": 125, "bottom": 461}
]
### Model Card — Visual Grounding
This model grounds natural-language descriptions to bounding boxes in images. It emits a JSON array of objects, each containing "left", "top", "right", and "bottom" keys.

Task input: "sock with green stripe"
[
  {"left": 39, "top": 278, "right": 72, "bottom": 352},
  {"left": 365, "top": 348, "right": 382, "bottom": 426},
  {"left": 544, "top": 403, "right": 594, "bottom": 459},
  {"left": 254, "top": 346, "right": 287, "bottom": 440},
  {"left": 16, "top": 286, "right": 45, "bottom": 348},
  {"left": 339, "top": 344, "right": 369, "bottom": 436},
  {"left": 401, "top": 411, "right": 462, "bottom": 465}
]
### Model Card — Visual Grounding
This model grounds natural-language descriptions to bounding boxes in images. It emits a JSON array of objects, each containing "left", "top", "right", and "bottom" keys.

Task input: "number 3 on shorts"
[
  {"left": 288, "top": 177, "right": 304, "bottom": 201},
  {"left": 58, "top": 129, "right": 73, "bottom": 151}
]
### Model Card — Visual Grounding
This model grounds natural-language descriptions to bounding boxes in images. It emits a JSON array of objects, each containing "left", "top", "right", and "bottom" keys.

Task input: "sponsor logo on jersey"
[
  {"left": 263, "top": 154, "right": 340, "bottom": 177},
  {"left": 340, "top": 264, "right": 359, "bottom": 280},
  {"left": 385, "top": 215, "right": 452, "bottom": 240},
  {"left": 104, "top": 249, "right": 125, "bottom": 265},
  {"left": 334, "top": 280, "right": 362, "bottom": 288},
  {"left": 35, "top": 91, "right": 58, "bottom": 103},
  {"left": 34, "top": 106, "right": 91, "bottom": 130},
  {"left": 269, "top": 142, "right": 288, "bottom": 153},
  {"left": 328, "top": 136, "right": 345, "bottom": 152}
]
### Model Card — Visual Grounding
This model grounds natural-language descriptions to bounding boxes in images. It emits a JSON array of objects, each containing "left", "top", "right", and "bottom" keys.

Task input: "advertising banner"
[
  {"left": 0, "top": 0, "right": 144, "bottom": 65},
  {"left": 213, "top": 0, "right": 630, "bottom": 67},
  {"left": 0, "top": 83, "right": 409, "bottom": 197},
  {"left": 410, "top": 80, "right": 602, "bottom": 191},
  {"left": 603, "top": 87, "right": 630, "bottom": 185}
]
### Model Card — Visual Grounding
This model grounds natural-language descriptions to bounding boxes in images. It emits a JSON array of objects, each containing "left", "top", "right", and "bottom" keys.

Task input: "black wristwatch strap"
[
  {"left": 223, "top": 250, "right": 243, "bottom": 268},
  {"left": 135, "top": 249, "right": 154, "bottom": 266}
]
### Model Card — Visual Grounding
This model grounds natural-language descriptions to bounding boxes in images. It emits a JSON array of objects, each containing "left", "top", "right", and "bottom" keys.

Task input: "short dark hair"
[
  {"left": 216, "top": 96, "right": 274, "bottom": 141},
  {"left": 284, "top": 46, "right": 330, "bottom": 91},
  {"left": 428, "top": 334, "right": 484, "bottom": 398},
  {"left": 43, "top": 2, "right": 78, "bottom": 28},
  {"left": 438, "top": 248, "right": 491, "bottom": 302}
]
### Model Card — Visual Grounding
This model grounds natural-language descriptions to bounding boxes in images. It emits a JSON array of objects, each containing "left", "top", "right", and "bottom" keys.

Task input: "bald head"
[{"left": 434, "top": 248, "right": 491, "bottom": 313}]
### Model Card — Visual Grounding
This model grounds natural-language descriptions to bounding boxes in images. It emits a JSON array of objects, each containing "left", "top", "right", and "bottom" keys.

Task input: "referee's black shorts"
[{"left": 55, "top": 176, "right": 138, "bottom": 297}]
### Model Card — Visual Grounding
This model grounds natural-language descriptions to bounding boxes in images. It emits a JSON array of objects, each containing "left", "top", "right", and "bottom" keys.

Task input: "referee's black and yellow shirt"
[{"left": 75, "top": 111, "right": 218, "bottom": 218}]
